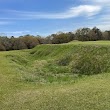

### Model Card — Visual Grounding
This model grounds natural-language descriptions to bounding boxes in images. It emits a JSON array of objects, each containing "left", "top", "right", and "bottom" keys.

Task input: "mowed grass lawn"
[{"left": 0, "top": 41, "right": 110, "bottom": 110}]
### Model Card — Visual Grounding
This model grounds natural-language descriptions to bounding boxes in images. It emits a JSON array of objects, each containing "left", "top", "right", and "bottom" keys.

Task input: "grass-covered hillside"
[{"left": 1, "top": 41, "right": 110, "bottom": 110}]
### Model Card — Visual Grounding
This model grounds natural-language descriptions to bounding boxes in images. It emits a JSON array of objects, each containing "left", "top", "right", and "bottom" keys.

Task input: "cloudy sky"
[{"left": 0, "top": 0, "right": 110, "bottom": 36}]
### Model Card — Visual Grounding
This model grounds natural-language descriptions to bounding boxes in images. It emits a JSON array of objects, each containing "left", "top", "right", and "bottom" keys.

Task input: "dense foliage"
[
  {"left": 0, "top": 27, "right": 110, "bottom": 51},
  {"left": 0, "top": 35, "right": 40, "bottom": 51}
]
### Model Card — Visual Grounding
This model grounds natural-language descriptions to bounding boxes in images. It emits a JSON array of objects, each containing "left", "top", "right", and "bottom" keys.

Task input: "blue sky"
[{"left": 0, "top": 0, "right": 110, "bottom": 37}]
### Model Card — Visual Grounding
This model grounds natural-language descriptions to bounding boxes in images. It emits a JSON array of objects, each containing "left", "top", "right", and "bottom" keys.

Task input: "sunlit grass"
[{"left": 1, "top": 41, "right": 110, "bottom": 110}]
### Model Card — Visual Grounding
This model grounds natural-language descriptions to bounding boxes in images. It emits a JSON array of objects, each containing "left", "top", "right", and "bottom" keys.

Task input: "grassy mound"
[
  {"left": 30, "top": 43, "right": 110, "bottom": 76},
  {"left": 3, "top": 41, "right": 110, "bottom": 83},
  {"left": 1, "top": 41, "right": 110, "bottom": 110}
]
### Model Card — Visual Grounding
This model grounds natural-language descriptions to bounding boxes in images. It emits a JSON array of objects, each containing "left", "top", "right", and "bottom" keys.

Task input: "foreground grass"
[{"left": 1, "top": 41, "right": 110, "bottom": 110}]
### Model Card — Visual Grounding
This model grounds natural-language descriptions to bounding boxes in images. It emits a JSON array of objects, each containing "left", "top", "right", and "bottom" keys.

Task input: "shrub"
[
  {"left": 70, "top": 54, "right": 110, "bottom": 75},
  {"left": 0, "top": 43, "right": 6, "bottom": 51},
  {"left": 57, "top": 54, "right": 72, "bottom": 66}
]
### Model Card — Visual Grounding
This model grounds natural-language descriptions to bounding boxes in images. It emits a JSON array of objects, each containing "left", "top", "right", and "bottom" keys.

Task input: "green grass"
[
  {"left": 69, "top": 40, "right": 110, "bottom": 45},
  {"left": 1, "top": 41, "right": 110, "bottom": 110}
]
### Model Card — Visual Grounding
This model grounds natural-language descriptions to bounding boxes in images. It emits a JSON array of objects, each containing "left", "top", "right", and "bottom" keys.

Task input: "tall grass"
[{"left": 1, "top": 41, "right": 110, "bottom": 110}]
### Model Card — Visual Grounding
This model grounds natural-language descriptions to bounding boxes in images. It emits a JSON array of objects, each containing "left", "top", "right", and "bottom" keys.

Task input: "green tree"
[{"left": 21, "top": 35, "right": 40, "bottom": 49}]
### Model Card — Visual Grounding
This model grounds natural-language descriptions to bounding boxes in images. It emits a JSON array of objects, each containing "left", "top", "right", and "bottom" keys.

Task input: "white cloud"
[
  {"left": 68, "top": 5, "right": 101, "bottom": 17},
  {"left": 81, "top": 0, "right": 110, "bottom": 30},
  {"left": 2, "top": 5, "right": 101, "bottom": 20}
]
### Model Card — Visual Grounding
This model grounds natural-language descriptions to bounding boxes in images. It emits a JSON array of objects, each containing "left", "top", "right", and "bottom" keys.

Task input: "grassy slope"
[{"left": 0, "top": 41, "right": 110, "bottom": 110}]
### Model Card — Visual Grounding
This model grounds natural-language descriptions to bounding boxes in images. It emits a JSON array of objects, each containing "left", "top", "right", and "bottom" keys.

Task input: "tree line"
[{"left": 0, "top": 27, "right": 110, "bottom": 51}]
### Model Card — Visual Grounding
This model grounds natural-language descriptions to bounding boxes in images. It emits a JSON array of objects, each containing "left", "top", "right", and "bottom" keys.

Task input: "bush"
[
  {"left": 0, "top": 43, "right": 6, "bottom": 51},
  {"left": 57, "top": 54, "right": 72, "bottom": 66},
  {"left": 70, "top": 53, "right": 110, "bottom": 75}
]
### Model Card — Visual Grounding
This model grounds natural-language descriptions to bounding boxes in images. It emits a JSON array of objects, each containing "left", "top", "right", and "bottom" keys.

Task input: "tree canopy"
[{"left": 0, "top": 27, "right": 110, "bottom": 51}]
